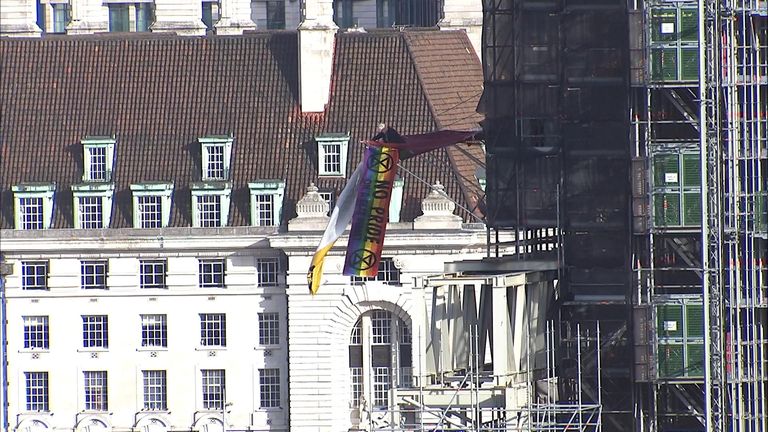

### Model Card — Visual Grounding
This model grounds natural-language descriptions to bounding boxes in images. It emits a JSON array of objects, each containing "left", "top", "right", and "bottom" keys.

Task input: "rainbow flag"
[{"left": 342, "top": 145, "right": 400, "bottom": 277}]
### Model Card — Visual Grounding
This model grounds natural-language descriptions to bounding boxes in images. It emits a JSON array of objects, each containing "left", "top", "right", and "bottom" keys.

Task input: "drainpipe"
[{"left": 0, "top": 256, "right": 12, "bottom": 432}]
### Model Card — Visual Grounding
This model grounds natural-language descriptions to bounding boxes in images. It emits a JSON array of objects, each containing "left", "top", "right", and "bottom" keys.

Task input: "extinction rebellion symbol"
[
  {"left": 367, "top": 151, "right": 395, "bottom": 173},
  {"left": 350, "top": 248, "right": 377, "bottom": 271}
]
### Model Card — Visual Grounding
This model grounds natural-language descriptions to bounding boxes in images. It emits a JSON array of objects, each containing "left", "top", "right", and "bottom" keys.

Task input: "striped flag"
[
  {"left": 307, "top": 128, "right": 478, "bottom": 294},
  {"left": 307, "top": 161, "right": 364, "bottom": 294},
  {"left": 343, "top": 146, "right": 400, "bottom": 277}
]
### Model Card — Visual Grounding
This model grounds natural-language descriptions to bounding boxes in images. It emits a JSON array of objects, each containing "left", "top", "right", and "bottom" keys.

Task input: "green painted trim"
[
  {"left": 249, "top": 180, "right": 286, "bottom": 190},
  {"left": 12, "top": 183, "right": 56, "bottom": 193},
  {"left": 191, "top": 181, "right": 231, "bottom": 191},
  {"left": 130, "top": 182, "right": 174, "bottom": 192},
  {"left": 71, "top": 183, "right": 115, "bottom": 192}
]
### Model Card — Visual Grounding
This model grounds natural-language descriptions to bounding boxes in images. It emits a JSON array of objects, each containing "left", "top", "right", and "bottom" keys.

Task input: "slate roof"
[{"left": 0, "top": 29, "right": 485, "bottom": 230}]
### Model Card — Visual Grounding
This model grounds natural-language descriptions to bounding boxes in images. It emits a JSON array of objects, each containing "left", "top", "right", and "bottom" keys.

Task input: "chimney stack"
[
  {"left": 298, "top": 0, "right": 337, "bottom": 113},
  {"left": 215, "top": 0, "right": 256, "bottom": 34},
  {"left": 0, "top": 0, "right": 41, "bottom": 36}
]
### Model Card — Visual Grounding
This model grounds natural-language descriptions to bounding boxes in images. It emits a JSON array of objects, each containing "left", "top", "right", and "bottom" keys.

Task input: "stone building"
[
  {"left": 0, "top": 22, "right": 493, "bottom": 431},
  {"left": 0, "top": 0, "right": 482, "bottom": 56}
]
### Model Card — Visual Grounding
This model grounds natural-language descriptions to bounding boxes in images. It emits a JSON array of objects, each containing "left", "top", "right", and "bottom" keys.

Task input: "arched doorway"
[{"left": 348, "top": 309, "right": 412, "bottom": 412}]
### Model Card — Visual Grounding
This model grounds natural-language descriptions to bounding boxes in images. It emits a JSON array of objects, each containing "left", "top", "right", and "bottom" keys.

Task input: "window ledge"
[
  {"left": 137, "top": 347, "right": 168, "bottom": 352},
  {"left": 19, "top": 348, "right": 49, "bottom": 353},
  {"left": 257, "top": 407, "right": 283, "bottom": 412},
  {"left": 78, "top": 347, "right": 109, "bottom": 352},
  {"left": 195, "top": 346, "right": 227, "bottom": 351},
  {"left": 254, "top": 345, "right": 281, "bottom": 351}
]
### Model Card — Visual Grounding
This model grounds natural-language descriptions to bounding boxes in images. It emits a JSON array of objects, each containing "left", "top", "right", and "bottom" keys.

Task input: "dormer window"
[
  {"left": 71, "top": 184, "right": 115, "bottom": 229},
  {"left": 199, "top": 136, "right": 233, "bottom": 181},
  {"left": 316, "top": 133, "right": 349, "bottom": 177},
  {"left": 82, "top": 137, "right": 116, "bottom": 183},
  {"left": 191, "top": 182, "right": 231, "bottom": 228},
  {"left": 130, "top": 183, "right": 174, "bottom": 228},
  {"left": 12, "top": 183, "right": 56, "bottom": 230},
  {"left": 249, "top": 180, "right": 285, "bottom": 227}
]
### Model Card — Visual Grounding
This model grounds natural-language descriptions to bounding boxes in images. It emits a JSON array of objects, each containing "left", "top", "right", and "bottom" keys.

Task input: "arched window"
[{"left": 348, "top": 310, "right": 412, "bottom": 410}]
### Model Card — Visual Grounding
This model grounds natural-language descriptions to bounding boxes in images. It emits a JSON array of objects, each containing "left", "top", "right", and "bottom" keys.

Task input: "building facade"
[
  {"left": 0, "top": 21, "right": 490, "bottom": 432},
  {"left": 0, "top": 0, "right": 482, "bottom": 56}
]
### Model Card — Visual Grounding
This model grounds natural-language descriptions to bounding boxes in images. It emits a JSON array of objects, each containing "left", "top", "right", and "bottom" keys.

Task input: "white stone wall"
[
  {"left": 0, "top": 0, "right": 41, "bottom": 36},
  {"left": 152, "top": 0, "right": 207, "bottom": 35},
  {"left": 67, "top": 0, "right": 108, "bottom": 34},
  {"left": 2, "top": 220, "right": 502, "bottom": 432},
  {"left": 274, "top": 228, "right": 494, "bottom": 431},
  {"left": 2, "top": 231, "right": 288, "bottom": 432},
  {"left": 440, "top": 0, "right": 483, "bottom": 60}
]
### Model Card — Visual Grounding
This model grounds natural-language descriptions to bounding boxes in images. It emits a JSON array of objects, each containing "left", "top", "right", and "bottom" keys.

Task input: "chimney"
[
  {"left": 151, "top": 0, "right": 207, "bottom": 36},
  {"left": 298, "top": 0, "right": 337, "bottom": 113},
  {"left": 66, "top": 0, "right": 108, "bottom": 34},
  {"left": 215, "top": 0, "right": 256, "bottom": 34},
  {"left": 0, "top": 0, "right": 42, "bottom": 36},
  {"left": 439, "top": 0, "right": 483, "bottom": 61}
]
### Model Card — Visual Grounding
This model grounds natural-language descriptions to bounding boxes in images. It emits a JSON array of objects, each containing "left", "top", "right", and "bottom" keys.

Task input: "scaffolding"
[
  {"left": 480, "top": 0, "right": 632, "bottom": 428},
  {"left": 630, "top": 0, "right": 767, "bottom": 430},
  {"left": 352, "top": 269, "right": 605, "bottom": 432}
]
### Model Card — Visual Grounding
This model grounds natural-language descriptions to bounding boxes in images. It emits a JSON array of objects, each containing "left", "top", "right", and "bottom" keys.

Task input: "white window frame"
[
  {"left": 23, "top": 316, "right": 49, "bottom": 350},
  {"left": 348, "top": 311, "right": 412, "bottom": 409},
  {"left": 258, "top": 368, "right": 281, "bottom": 409},
  {"left": 83, "top": 370, "right": 108, "bottom": 411},
  {"left": 81, "top": 137, "right": 116, "bottom": 182},
  {"left": 72, "top": 183, "right": 115, "bottom": 229},
  {"left": 351, "top": 257, "right": 401, "bottom": 285},
  {"left": 142, "top": 370, "right": 167, "bottom": 411},
  {"left": 191, "top": 183, "right": 231, "bottom": 228},
  {"left": 199, "top": 136, "right": 233, "bottom": 181},
  {"left": 201, "top": 369, "right": 225, "bottom": 410},
  {"left": 130, "top": 183, "right": 173, "bottom": 228},
  {"left": 248, "top": 180, "right": 285, "bottom": 227},
  {"left": 258, "top": 312, "right": 280, "bottom": 346},
  {"left": 21, "top": 261, "right": 48, "bottom": 290},
  {"left": 140, "top": 259, "right": 167, "bottom": 289},
  {"left": 256, "top": 258, "right": 279, "bottom": 287},
  {"left": 82, "top": 315, "right": 109, "bottom": 349},
  {"left": 81, "top": 260, "right": 108, "bottom": 290},
  {"left": 12, "top": 183, "right": 55, "bottom": 230},
  {"left": 25, "top": 371, "right": 49, "bottom": 411},
  {"left": 199, "top": 313, "right": 226, "bottom": 347},
  {"left": 199, "top": 259, "right": 226, "bottom": 288},
  {"left": 316, "top": 134, "right": 349, "bottom": 177},
  {"left": 141, "top": 314, "right": 168, "bottom": 348}
]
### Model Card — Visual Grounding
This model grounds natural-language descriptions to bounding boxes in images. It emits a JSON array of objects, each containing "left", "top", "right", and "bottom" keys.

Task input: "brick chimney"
[{"left": 298, "top": 0, "right": 337, "bottom": 113}]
